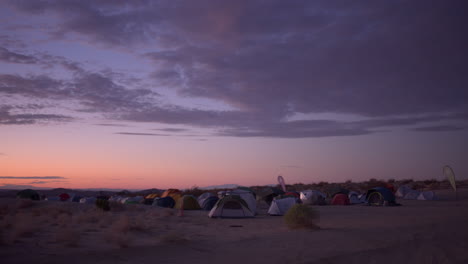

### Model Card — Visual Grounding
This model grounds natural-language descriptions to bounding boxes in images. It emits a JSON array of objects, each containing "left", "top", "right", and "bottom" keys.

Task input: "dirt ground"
[{"left": 1, "top": 188, "right": 467, "bottom": 264}]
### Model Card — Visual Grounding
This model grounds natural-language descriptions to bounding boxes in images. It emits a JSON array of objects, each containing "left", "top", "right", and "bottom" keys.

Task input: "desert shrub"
[
  {"left": 96, "top": 199, "right": 110, "bottom": 211},
  {"left": 284, "top": 204, "right": 320, "bottom": 230}
]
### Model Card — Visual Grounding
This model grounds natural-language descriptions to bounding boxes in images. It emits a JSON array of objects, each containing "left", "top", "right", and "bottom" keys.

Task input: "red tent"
[
  {"left": 59, "top": 193, "right": 70, "bottom": 201},
  {"left": 284, "top": 192, "right": 300, "bottom": 198},
  {"left": 331, "top": 193, "right": 350, "bottom": 205},
  {"left": 385, "top": 183, "right": 396, "bottom": 193}
]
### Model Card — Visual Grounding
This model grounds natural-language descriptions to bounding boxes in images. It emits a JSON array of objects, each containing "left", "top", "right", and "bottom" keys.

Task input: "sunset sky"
[{"left": 1, "top": 1, "right": 467, "bottom": 190}]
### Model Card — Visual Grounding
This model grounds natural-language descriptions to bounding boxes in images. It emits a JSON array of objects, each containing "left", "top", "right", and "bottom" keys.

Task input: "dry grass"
[
  {"left": 104, "top": 232, "right": 132, "bottom": 248},
  {"left": 0, "top": 229, "right": 4, "bottom": 246},
  {"left": 9, "top": 213, "right": 40, "bottom": 242},
  {"left": 57, "top": 213, "right": 73, "bottom": 227},
  {"left": 161, "top": 208, "right": 175, "bottom": 217},
  {"left": 74, "top": 209, "right": 102, "bottom": 224},
  {"left": 15, "top": 199, "right": 35, "bottom": 209},
  {"left": 0, "top": 204, "right": 9, "bottom": 216},
  {"left": 55, "top": 227, "right": 80, "bottom": 247},
  {"left": 109, "top": 201, "right": 126, "bottom": 212},
  {"left": 160, "top": 232, "right": 189, "bottom": 244}
]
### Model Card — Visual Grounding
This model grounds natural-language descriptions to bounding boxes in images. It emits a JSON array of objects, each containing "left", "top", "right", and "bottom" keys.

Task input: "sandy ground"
[{"left": 1, "top": 188, "right": 467, "bottom": 264}]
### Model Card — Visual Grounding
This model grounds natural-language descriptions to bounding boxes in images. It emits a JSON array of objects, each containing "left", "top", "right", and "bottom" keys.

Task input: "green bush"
[
  {"left": 96, "top": 199, "right": 110, "bottom": 211},
  {"left": 284, "top": 204, "right": 320, "bottom": 230}
]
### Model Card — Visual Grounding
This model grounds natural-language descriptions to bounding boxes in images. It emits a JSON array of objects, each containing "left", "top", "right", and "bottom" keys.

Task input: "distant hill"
[{"left": 200, "top": 184, "right": 239, "bottom": 190}]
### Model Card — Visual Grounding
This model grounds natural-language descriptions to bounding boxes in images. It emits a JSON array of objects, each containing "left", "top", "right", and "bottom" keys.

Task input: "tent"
[
  {"left": 59, "top": 193, "right": 71, "bottom": 201},
  {"left": 209, "top": 195, "right": 254, "bottom": 218},
  {"left": 124, "top": 196, "right": 144, "bottom": 204},
  {"left": 110, "top": 196, "right": 129, "bottom": 204},
  {"left": 198, "top": 192, "right": 216, "bottom": 206},
  {"left": 348, "top": 191, "right": 365, "bottom": 204},
  {"left": 143, "top": 193, "right": 160, "bottom": 205},
  {"left": 366, "top": 187, "right": 397, "bottom": 206},
  {"left": 268, "top": 197, "right": 297, "bottom": 216},
  {"left": 327, "top": 186, "right": 350, "bottom": 198},
  {"left": 175, "top": 195, "right": 201, "bottom": 210},
  {"left": 236, "top": 186, "right": 257, "bottom": 198},
  {"left": 201, "top": 196, "right": 219, "bottom": 211},
  {"left": 79, "top": 197, "right": 97, "bottom": 204},
  {"left": 284, "top": 191, "right": 300, "bottom": 199},
  {"left": 153, "top": 196, "right": 175, "bottom": 208},
  {"left": 162, "top": 189, "right": 182, "bottom": 201},
  {"left": 71, "top": 195, "right": 82, "bottom": 202},
  {"left": 226, "top": 189, "right": 257, "bottom": 214},
  {"left": 258, "top": 187, "right": 284, "bottom": 206},
  {"left": 395, "top": 185, "right": 413, "bottom": 198},
  {"left": 331, "top": 193, "right": 350, "bottom": 205},
  {"left": 145, "top": 193, "right": 161, "bottom": 199},
  {"left": 198, "top": 193, "right": 219, "bottom": 211},
  {"left": 403, "top": 190, "right": 421, "bottom": 200},
  {"left": 386, "top": 183, "right": 396, "bottom": 193},
  {"left": 17, "top": 189, "right": 40, "bottom": 200},
  {"left": 300, "top": 190, "right": 326, "bottom": 205},
  {"left": 417, "top": 191, "right": 437, "bottom": 200}
]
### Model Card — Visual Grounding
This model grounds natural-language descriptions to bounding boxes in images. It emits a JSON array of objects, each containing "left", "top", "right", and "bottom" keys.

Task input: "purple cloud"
[
  {"left": 0, "top": 176, "right": 67, "bottom": 179},
  {"left": 411, "top": 125, "right": 465, "bottom": 132},
  {"left": 2, "top": 0, "right": 467, "bottom": 138},
  {"left": 0, "top": 46, "right": 37, "bottom": 64},
  {"left": 115, "top": 132, "right": 170, "bottom": 136},
  {"left": 0, "top": 106, "right": 72, "bottom": 125}
]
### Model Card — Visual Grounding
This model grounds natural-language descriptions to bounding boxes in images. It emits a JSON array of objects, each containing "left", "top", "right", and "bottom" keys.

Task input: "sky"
[{"left": 0, "top": 0, "right": 467, "bottom": 190}]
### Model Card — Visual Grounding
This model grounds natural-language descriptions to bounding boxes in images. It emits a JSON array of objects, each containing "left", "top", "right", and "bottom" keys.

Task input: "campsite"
[{"left": 1, "top": 179, "right": 468, "bottom": 264}]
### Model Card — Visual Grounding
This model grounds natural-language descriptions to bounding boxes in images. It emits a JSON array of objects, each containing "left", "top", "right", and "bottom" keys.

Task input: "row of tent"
[
  {"left": 395, "top": 185, "right": 437, "bottom": 200},
  {"left": 267, "top": 187, "right": 399, "bottom": 215},
  {"left": 16, "top": 185, "right": 436, "bottom": 219}
]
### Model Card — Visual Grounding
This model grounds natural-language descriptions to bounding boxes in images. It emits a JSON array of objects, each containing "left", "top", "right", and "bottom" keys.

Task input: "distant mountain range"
[{"left": 198, "top": 184, "right": 239, "bottom": 190}]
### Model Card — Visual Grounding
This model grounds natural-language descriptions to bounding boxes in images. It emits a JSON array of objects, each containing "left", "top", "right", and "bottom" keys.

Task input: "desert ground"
[{"left": 1, "top": 188, "right": 467, "bottom": 264}]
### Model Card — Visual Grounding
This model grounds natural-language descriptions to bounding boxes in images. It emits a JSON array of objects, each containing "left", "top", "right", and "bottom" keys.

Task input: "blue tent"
[
  {"left": 201, "top": 196, "right": 219, "bottom": 211},
  {"left": 365, "top": 187, "right": 397, "bottom": 206},
  {"left": 153, "top": 196, "right": 175, "bottom": 208}
]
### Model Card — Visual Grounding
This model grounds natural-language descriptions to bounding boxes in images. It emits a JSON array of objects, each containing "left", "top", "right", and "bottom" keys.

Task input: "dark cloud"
[
  {"left": 411, "top": 125, "right": 465, "bottom": 132},
  {"left": 94, "top": 123, "right": 130, "bottom": 127},
  {"left": 154, "top": 128, "right": 188, "bottom": 133},
  {"left": 28, "top": 181, "right": 51, "bottom": 184},
  {"left": 4, "top": 0, "right": 468, "bottom": 138},
  {"left": 0, "top": 106, "right": 72, "bottom": 125},
  {"left": 0, "top": 176, "right": 67, "bottom": 179},
  {"left": 115, "top": 132, "right": 170, "bottom": 136},
  {"left": 0, "top": 47, "right": 37, "bottom": 64},
  {"left": 0, "top": 184, "right": 47, "bottom": 190},
  {"left": 280, "top": 165, "right": 302, "bottom": 169},
  {"left": 0, "top": 64, "right": 157, "bottom": 113}
]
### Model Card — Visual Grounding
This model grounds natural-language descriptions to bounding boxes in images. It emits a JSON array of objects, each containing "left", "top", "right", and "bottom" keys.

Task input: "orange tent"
[{"left": 162, "top": 189, "right": 182, "bottom": 201}]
